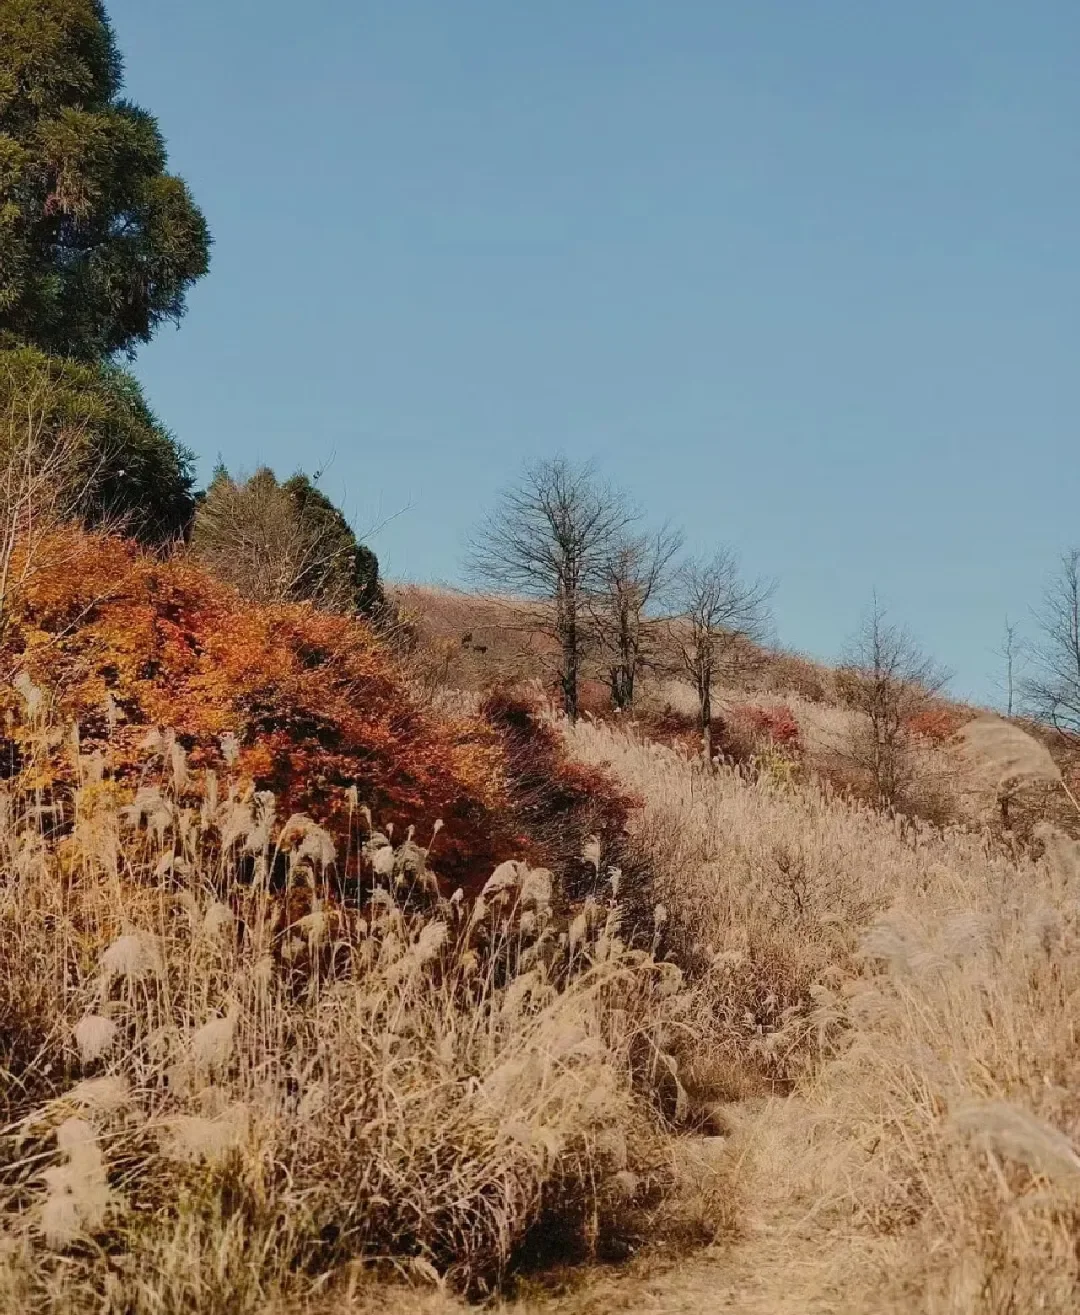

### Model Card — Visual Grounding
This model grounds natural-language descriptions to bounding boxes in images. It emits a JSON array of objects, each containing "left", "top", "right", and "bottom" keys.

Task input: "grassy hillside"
[{"left": 4, "top": 556, "right": 1080, "bottom": 1312}]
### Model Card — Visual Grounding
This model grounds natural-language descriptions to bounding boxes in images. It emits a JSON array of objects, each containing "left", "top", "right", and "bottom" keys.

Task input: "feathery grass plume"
[
  {"left": 14, "top": 671, "right": 43, "bottom": 718},
  {"left": 72, "top": 1015, "right": 118, "bottom": 1064},
  {"left": 65, "top": 1077, "right": 130, "bottom": 1114},
  {"left": 202, "top": 900, "right": 234, "bottom": 939},
  {"left": 98, "top": 933, "right": 163, "bottom": 983},
  {"left": 190, "top": 1012, "right": 237, "bottom": 1073},
  {"left": 121, "top": 786, "right": 173, "bottom": 833},
  {"left": 958, "top": 716, "right": 1063, "bottom": 794},
  {"left": 159, "top": 1106, "right": 249, "bottom": 1165},
  {"left": 243, "top": 790, "right": 277, "bottom": 853},
  {"left": 219, "top": 732, "right": 240, "bottom": 766},
  {"left": 520, "top": 865, "right": 554, "bottom": 911},
  {"left": 483, "top": 859, "right": 526, "bottom": 897},
  {"left": 295, "top": 824, "right": 336, "bottom": 868},
  {"left": 950, "top": 1101, "right": 1080, "bottom": 1181},
  {"left": 169, "top": 738, "right": 189, "bottom": 792},
  {"left": 936, "top": 909, "right": 991, "bottom": 962},
  {"left": 40, "top": 1118, "right": 114, "bottom": 1250}
]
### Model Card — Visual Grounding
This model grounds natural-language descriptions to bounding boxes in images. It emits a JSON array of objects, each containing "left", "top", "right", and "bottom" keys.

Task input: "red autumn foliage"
[
  {"left": 905, "top": 705, "right": 966, "bottom": 745},
  {"left": 729, "top": 703, "right": 802, "bottom": 753},
  {"left": 642, "top": 705, "right": 722, "bottom": 757},
  {"left": 2, "top": 530, "right": 516, "bottom": 888},
  {"left": 642, "top": 702, "right": 801, "bottom": 763}
]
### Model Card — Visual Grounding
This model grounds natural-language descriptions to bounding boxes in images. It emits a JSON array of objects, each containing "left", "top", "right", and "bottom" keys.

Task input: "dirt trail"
[
  {"left": 507, "top": 1132, "right": 843, "bottom": 1315},
  {"left": 509, "top": 1231, "right": 835, "bottom": 1315},
  {"left": 357, "top": 1113, "right": 863, "bottom": 1315}
]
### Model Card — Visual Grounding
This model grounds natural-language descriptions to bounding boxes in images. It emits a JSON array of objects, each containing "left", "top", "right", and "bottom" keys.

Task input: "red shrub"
[
  {"left": 480, "top": 689, "right": 640, "bottom": 899},
  {"left": 641, "top": 705, "right": 725, "bottom": 757},
  {"left": 730, "top": 704, "right": 802, "bottom": 753},
  {"left": 905, "top": 705, "right": 966, "bottom": 745},
  {"left": 642, "top": 702, "right": 801, "bottom": 765},
  {"left": 576, "top": 678, "right": 613, "bottom": 719},
  {"left": 2, "top": 530, "right": 516, "bottom": 890}
]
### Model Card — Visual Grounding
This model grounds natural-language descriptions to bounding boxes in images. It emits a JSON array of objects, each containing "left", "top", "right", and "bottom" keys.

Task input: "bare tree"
[
  {"left": 590, "top": 524, "right": 683, "bottom": 711},
  {"left": 838, "top": 595, "right": 950, "bottom": 810},
  {"left": 1025, "top": 551, "right": 1080, "bottom": 734},
  {"left": 190, "top": 467, "right": 379, "bottom": 614},
  {"left": 0, "top": 371, "right": 94, "bottom": 641},
  {"left": 993, "top": 615, "right": 1026, "bottom": 718},
  {"left": 467, "top": 456, "right": 635, "bottom": 721},
  {"left": 671, "top": 549, "right": 773, "bottom": 763}
]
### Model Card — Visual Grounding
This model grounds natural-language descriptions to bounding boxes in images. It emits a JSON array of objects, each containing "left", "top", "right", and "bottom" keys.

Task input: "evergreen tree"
[
  {"left": 0, "top": 0, "right": 210, "bottom": 360},
  {"left": 283, "top": 474, "right": 385, "bottom": 617},
  {"left": 191, "top": 467, "right": 385, "bottom": 618},
  {"left": 0, "top": 345, "right": 195, "bottom": 544}
]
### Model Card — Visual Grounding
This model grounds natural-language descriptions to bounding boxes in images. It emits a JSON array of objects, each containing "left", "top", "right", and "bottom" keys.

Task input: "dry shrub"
[
  {"left": 0, "top": 714, "right": 701, "bottom": 1311},
  {"left": 905, "top": 703, "right": 968, "bottom": 745},
  {"left": 0, "top": 528, "right": 516, "bottom": 889},
  {"left": 572, "top": 678, "right": 613, "bottom": 720},
  {"left": 756, "top": 651, "right": 832, "bottom": 704},
  {"left": 726, "top": 703, "right": 802, "bottom": 757}
]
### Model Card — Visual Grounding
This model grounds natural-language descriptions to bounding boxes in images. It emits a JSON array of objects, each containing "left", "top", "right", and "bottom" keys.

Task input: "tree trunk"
[
  {"left": 699, "top": 670, "right": 713, "bottom": 765},
  {"left": 562, "top": 610, "right": 579, "bottom": 722},
  {"left": 614, "top": 606, "right": 635, "bottom": 711}
]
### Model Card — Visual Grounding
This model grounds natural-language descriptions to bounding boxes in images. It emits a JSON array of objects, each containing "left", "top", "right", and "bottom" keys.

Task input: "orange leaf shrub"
[
  {"left": 1, "top": 530, "right": 515, "bottom": 887},
  {"left": 905, "top": 705, "right": 967, "bottom": 745}
]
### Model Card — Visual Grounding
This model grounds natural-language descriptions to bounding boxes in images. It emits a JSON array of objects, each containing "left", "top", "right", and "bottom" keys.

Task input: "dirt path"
[
  {"left": 354, "top": 1115, "right": 862, "bottom": 1315},
  {"left": 503, "top": 1208, "right": 849, "bottom": 1315}
]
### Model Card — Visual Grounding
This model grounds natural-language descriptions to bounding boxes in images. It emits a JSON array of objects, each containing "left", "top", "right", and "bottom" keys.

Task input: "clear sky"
[{"left": 107, "top": 1, "right": 1078, "bottom": 704}]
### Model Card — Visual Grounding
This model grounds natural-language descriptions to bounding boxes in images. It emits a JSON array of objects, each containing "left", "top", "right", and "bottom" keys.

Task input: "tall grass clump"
[
  {"left": 0, "top": 696, "right": 699, "bottom": 1312},
  {"left": 564, "top": 718, "right": 1009, "bottom": 1094},
  {"left": 565, "top": 713, "right": 1080, "bottom": 1311}
]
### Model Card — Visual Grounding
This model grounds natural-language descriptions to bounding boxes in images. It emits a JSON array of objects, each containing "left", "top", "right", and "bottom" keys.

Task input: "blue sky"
[{"left": 108, "top": 1, "right": 1078, "bottom": 703}]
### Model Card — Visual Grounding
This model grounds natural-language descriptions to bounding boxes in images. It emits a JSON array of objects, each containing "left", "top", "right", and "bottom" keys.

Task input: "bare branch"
[
  {"left": 992, "top": 615, "right": 1027, "bottom": 719},
  {"left": 466, "top": 456, "right": 637, "bottom": 720},
  {"left": 1024, "top": 552, "right": 1080, "bottom": 734},
  {"left": 669, "top": 548, "right": 775, "bottom": 762},
  {"left": 838, "top": 594, "right": 951, "bottom": 810},
  {"left": 189, "top": 468, "right": 379, "bottom": 615},
  {"left": 588, "top": 522, "right": 684, "bottom": 710},
  {"left": 0, "top": 367, "right": 98, "bottom": 640}
]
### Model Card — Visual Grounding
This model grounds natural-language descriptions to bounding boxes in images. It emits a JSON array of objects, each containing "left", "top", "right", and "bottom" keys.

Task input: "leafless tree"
[
  {"left": 590, "top": 523, "right": 683, "bottom": 711},
  {"left": 190, "top": 468, "right": 359, "bottom": 612},
  {"left": 993, "top": 615, "right": 1026, "bottom": 718},
  {"left": 670, "top": 549, "right": 774, "bottom": 763},
  {"left": 838, "top": 595, "right": 950, "bottom": 810},
  {"left": 467, "top": 456, "right": 635, "bottom": 721},
  {"left": 0, "top": 371, "right": 93, "bottom": 641},
  {"left": 1024, "top": 551, "right": 1080, "bottom": 734}
]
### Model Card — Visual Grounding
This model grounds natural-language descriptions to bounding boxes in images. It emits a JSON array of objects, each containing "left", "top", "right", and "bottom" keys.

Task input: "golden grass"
[
  {"left": 8, "top": 662, "right": 1080, "bottom": 1313},
  {"left": 566, "top": 716, "right": 1080, "bottom": 1311},
  {"left": 0, "top": 715, "right": 705, "bottom": 1312}
]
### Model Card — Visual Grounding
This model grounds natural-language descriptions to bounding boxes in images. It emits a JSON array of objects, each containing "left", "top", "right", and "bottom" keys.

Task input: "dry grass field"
[{"left": 5, "top": 577, "right": 1080, "bottom": 1313}]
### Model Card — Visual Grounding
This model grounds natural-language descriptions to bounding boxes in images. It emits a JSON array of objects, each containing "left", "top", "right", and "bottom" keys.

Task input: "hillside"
[
  {"left": 3, "top": 4, "right": 1079, "bottom": 1310},
  {"left": 397, "top": 583, "right": 1078, "bottom": 841}
]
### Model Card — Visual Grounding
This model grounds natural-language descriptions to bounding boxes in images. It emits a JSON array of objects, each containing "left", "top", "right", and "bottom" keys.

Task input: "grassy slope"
[{"left": 6, "top": 575, "right": 1080, "bottom": 1312}]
